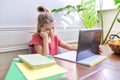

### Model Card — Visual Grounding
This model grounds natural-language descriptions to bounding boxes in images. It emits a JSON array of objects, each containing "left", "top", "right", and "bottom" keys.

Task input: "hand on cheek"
[{"left": 40, "top": 31, "right": 49, "bottom": 40}]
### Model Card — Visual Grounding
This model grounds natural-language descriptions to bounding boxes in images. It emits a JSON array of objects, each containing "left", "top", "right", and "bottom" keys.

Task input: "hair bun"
[{"left": 37, "top": 6, "right": 49, "bottom": 12}]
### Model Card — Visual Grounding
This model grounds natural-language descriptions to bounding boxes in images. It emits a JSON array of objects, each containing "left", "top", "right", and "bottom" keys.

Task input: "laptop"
[{"left": 54, "top": 28, "right": 106, "bottom": 67}]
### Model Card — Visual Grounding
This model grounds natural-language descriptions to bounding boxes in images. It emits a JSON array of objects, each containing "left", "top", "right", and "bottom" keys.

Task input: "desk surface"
[
  {"left": 1, "top": 53, "right": 120, "bottom": 80},
  {"left": 55, "top": 53, "right": 120, "bottom": 80}
]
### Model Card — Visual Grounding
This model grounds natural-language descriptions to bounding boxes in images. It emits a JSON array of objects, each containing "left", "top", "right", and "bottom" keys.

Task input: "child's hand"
[
  {"left": 98, "top": 45, "right": 104, "bottom": 54},
  {"left": 40, "top": 31, "right": 49, "bottom": 40}
]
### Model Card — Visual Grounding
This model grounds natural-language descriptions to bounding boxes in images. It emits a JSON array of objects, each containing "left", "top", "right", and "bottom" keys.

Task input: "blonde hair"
[{"left": 37, "top": 6, "right": 55, "bottom": 33}]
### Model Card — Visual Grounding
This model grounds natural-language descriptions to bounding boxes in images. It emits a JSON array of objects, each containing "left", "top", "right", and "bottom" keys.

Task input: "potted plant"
[
  {"left": 51, "top": 0, "right": 97, "bottom": 29},
  {"left": 51, "top": 0, "right": 120, "bottom": 45},
  {"left": 99, "top": 0, "right": 120, "bottom": 44}
]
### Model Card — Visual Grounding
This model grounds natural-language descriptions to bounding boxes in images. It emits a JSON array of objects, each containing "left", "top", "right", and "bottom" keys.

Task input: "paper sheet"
[{"left": 16, "top": 63, "right": 67, "bottom": 80}]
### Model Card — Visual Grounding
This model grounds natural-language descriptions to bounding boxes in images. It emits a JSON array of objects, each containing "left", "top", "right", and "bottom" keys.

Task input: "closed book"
[{"left": 18, "top": 54, "right": 56, "bottom": 69}]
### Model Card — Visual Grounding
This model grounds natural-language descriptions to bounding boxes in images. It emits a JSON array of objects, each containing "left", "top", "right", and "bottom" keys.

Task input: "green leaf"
[
  {"left": 76, "top": 5, "right": 86, "bottom": 12},
  {"left": 117, "top": 18, "right": 120, "bottom": 22},
  {"left": 65, "top": 11, "right": 71, "bottom": 15},
  {"left": 113, "top": 0, "right": 120, "bottom": 9},
  {"left": 114, "top": 0, "right": 120, "bottom": 4},
  {"left": 64, "top": 5, "right": 74, "bottom": 9}
]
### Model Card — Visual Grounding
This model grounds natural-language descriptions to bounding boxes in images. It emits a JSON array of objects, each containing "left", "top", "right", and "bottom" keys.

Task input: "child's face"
[{"left": 40, "top": 22, "right": 55, "bottom": 37}]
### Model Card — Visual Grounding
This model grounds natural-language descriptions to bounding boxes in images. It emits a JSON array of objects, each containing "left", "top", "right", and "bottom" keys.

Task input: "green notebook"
[{"left": 4, "top": 56, "right": 66, "bottom": 80}]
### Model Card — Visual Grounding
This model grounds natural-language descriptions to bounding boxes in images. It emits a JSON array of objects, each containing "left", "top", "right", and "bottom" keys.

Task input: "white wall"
[
  {"left": 0, "top": 0, "right": 80, "bottom": 52},
  {"left": 98, "top": 9, "right": 120, "bottom": 36},
  {"left": 0, "top": 0, "right": 81, "bottom": 27},
  {"left": 97, "top": 0, "right": 116, "bottom": 10},
  {"left": 0, "top": 0, "right": 63, "bottom": 27}
]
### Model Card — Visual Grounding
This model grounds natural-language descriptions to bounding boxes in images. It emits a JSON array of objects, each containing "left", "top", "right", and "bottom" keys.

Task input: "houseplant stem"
[
  {"left": 73, "top": 7, "right": 87, "bottom": 28},
  {"left": 77, "top": 12, "right": 87, "bottom": 28},
  {"left": 99, "top": 0, "right": 104, "bottom": 44},
  {"left": 103, "top": 9, "right": 120, "bottom": 44}
]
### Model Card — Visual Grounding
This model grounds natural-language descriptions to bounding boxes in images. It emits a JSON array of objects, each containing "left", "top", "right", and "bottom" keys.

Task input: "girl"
[{"left": 29, "top": 6, "right": 77, "bottom": 56}]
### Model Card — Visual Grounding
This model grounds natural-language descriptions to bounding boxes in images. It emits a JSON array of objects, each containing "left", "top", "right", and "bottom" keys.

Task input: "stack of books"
[{"left": 5, "top": 54, "right": 67, "bottom": 80}]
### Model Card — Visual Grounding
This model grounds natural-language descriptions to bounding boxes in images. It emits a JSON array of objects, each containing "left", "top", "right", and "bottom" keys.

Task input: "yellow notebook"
[{"left": 16, "top": 63, "right": 67, "bottom": 80}]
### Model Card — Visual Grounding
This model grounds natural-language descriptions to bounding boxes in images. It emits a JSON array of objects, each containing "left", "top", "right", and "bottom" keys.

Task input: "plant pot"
[
  {"left": 108, "top": 39, "right": 120, "bottom": 54},
  {"left": 107, "top": 34, "right": 120, "bottom": 54}
]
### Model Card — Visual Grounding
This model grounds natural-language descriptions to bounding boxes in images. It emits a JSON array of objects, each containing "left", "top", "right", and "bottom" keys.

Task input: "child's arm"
[
  {"left": 34, "top": 41, "right": 49, "bottom": 56},
  {"left": 42, "top": 38, "right": 49, "bottom": 56},
  {"left": 34, "top": 32, "right": 49, "bottom": 56},
  {"left": 59, "top": 41, "right": 78, "bottom": 51},
  {"left": 34, "top": 45, "right": 42, "bottom": 55},
  {"left": 34, "top": 42, "right": 49, "bottom": 56}
]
